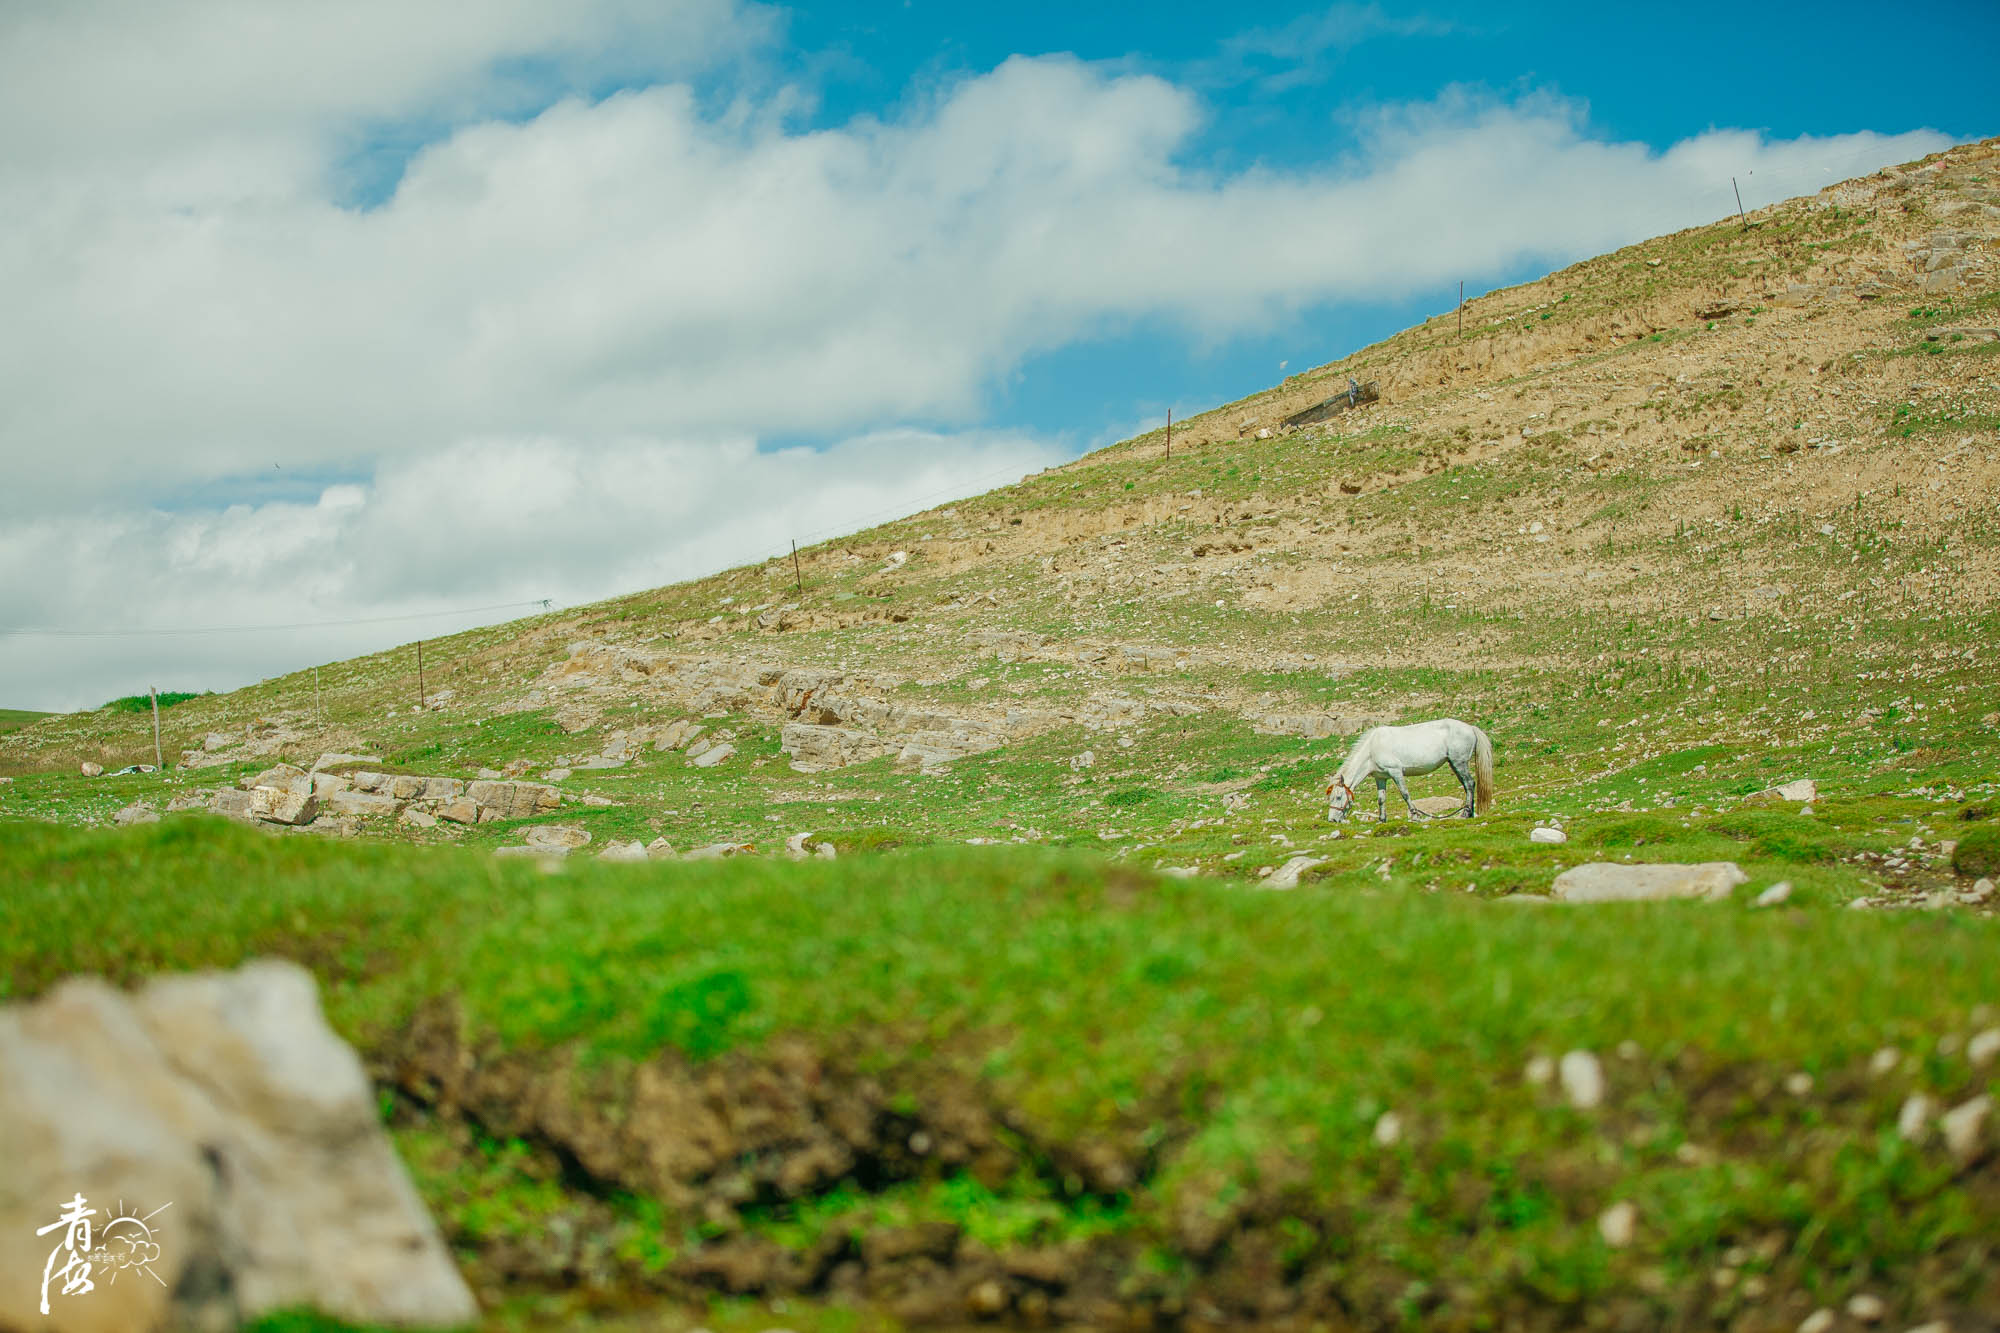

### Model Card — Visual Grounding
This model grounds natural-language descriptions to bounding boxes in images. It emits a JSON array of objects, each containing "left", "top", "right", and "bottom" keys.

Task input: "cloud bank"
[{"left": 0, "top": 2, "right": 1954, "bottom": 708}]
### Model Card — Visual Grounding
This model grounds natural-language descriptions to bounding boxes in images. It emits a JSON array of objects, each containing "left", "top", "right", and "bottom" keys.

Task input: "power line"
[{"left": 2, "top": 598, "right": 554, "bottom": 639}]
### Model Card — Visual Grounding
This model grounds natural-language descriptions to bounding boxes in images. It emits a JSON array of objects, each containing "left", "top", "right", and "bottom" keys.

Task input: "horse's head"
[{"left": 1325, "top": 777, "right": 1354, "bottom": 823}]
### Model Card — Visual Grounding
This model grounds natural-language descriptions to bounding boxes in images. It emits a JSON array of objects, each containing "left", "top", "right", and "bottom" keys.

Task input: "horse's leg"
[
  {"left": 1389, "top": 769, "right": 1424, "bottom": 819},
  {"left": 1374, "top": 774, "right": 1389, "bottom": 822},
  {"left": 1448, "top": 758, "right": 1476, "bottom": 817}
]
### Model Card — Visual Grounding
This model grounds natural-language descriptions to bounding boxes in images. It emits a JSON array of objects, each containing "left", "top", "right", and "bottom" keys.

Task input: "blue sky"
[{"left": 0, "top": 0, "right": 1993, "bottom": 708}]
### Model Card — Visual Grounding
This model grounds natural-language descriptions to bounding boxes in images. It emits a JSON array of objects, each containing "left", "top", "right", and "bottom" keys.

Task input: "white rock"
[
  {"left": 544, "top": 767, "right": 573, "bottom": 782},
  {"left": 249, "top": 786, "right": 318, "bottom": 826},
  {"left": 112, "top": 802, "right": 160, "bottom": 826},
  {"left": 1560, "top": 1050, "right": 1606, "bottom": 1109},
  {"left": 1785, "top": 1072, "right": 1815, "bottom": 1096},
  {"left": 1796, "top": 1310, "right": 1836, "bottom": 1333},
  {"left": 1372, "top": 1111, "right": 1402, "bottom": 1146},
  {"left": 1845, "top": 1292, "right": 1886, "bottom": 1323},
  {"left": 645, "top": 837, "right": 677, "bottom": 859},
  {"left": 596, "top": 840, "right": 649, "bottom": 863},
  {"left": 684, "top": 842, "right": 753, "bottom": 859},
  {"left": 1753, "top": 880, "right": 1794, "bottom": 908},
  {"left": 1897, "top": 1093, "right": 1935, "bottom": 1142},
  {"left": 1265, "top": 855, "right": 1326, "bottom": 889},
  {"left": 1968, "top": 1028, "right": 2000, "bottom": 1066},
  {"left": 79, "top": 761, "right": 103, "bottom": 777},
  {"left": 1966, "top": 877, "right": 1995, "bottom": 903},
  {"left": 1070, "top": 750, "right": 1096, "bottom": 770},
  {"left": 1940, "top": 1094, "right": 1991, "bottom": 1164},
  {"left": 1597, "top": 1200, "right": 1637, "bottom": 1247},
  {"left": 400, "top": 809, "right": 438, "bottom": 830},
  {"left": 524, "top": 824, "right": 591, "bottom": 851},
  {"left": 1870, "top": 1046, "right": 1903, "bottom": 1077},
  {"left": 814, "top": 841, "right": 836, "bottom": 859},
  {"left": 1551, "top": 861, "right": 1746, "bottom": 903},
  {"left": 0, "top": 962, "right": 475, "bottom": 1330},
  {"left": 1529, "top": 826, "right": 1567, "bottom": 844},
  {"left": 1524, "top": 1055, "right": 1556, "bottom": 1086}
]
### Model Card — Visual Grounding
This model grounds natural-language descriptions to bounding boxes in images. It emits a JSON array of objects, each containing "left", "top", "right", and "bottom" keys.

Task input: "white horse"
[{"left": 1326, "top": 719, "right": 1494, "bottom": 823}]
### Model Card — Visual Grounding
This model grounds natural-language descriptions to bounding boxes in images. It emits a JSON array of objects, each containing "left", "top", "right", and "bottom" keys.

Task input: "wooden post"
[
  {"left": 416, "top": 640, "right": 424, "bottom": 709},
  {"left": 149, "top": 686, "right": 163, "bottom": 770},
  {"left": 1732, "top": 177, "right": 1748, "bottom": 228},
  {"left": 791, "top": 540, "right": 803, "bottom": 594}
]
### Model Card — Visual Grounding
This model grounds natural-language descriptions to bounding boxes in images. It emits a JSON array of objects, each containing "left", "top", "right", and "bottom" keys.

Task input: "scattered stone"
[
  {"left": 1529, "top": 826, "right": 1567, "bottom": 844},
  {"left": 310, "top": 771, "right": 352, "bottom": 798},
  {"left": 1071, "top": 750, "right": 1096, "bottom": 770},
  {"left": 545, "top": 767, "right": 573, "bottom": 782},
  {"left": 524, "top": 824, "right": 591, "bottom": 851},
  {"left": 1940, "top": 1094, "right": 1991, "bottom": 1164},
  {"left": 209, "top": 789, "right": 255, "bottom": 819},
  {"left": 1265, "top": 855, "right": 1326, "bottom": 889},
  {"left": 0, "top": 960, "right": 475, "bottom": 1330},
  {"left": 1551, "top": 861, "right": 1746, "bottom": 903},
  {"left": 1785, "top": 1072, "right": 1815, "bottom": 1096},
  {"left": 1966, "top": 877, "right": 1995, "bottom": 903},
  {"left": 1560, "top": 1050, "right": 1606, "bottom": 1109},
  {"left": 438, "top": 798, "right": 480, "bottom": 825},
  {"left": 1796, "top": 1311, "right": 1836, "bottom": 1333},
  {"left": 1598, "top": 1200, "right": 1637, "bottom": 1248},
  {"left": 79, "top": 761, "right": 103, "bottom": 777},
  {"left": 1870, "top": 1047, "right": 1903, "bottom": 1077},
  {"left": 597, "top": 840, "right": 649, "bottom": 863},
  {"left": 202, "top": 732, "right": 231, "bottom": 752},
  {"left": 502, "top": 758, "right": 534, "bottom": 777},
  {"left": 1524, "top": 1055, "right": 1556, "bottom": 1086},
  {"left": 1845, "top": 1292, "right": 1886, "bottom": 1323},
  {"left": 1372, "top": 1111, "right": 1403, "bottom": 1146},
  {"left": 112, "top": 802, "right": 159, "bottom": 826},
  {"left": 400, "top": 809, "right": 438, "bottom": 830},
  {"left": 309, "top": 753, "right": 379, "bottom": 772},
  {"left": 1754, "top": 880, "right": 1794, "bottom": 908},
  {"left": 645, "top": 837, "right": 677, "bottom": 859},
  {"left": 691, "top": 743, "right": 736, "bottom": 768},
  {"left": 1897, "top": 1093, "right": 1934, "bottom": 1143}
]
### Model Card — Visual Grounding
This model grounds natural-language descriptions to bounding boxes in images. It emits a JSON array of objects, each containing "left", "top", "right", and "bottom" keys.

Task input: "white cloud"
[
  {"left": 0, "top": 430, "right": 1068, "bottom": 711},
  {"left": 0, "top": 5, "right": 1957, "bottom": 708}
]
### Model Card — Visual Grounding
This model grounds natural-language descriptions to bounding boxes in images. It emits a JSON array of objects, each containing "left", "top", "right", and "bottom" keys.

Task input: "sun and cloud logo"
[{"left": 35, "top": 1194, "right": 171, "bottom": 1314}]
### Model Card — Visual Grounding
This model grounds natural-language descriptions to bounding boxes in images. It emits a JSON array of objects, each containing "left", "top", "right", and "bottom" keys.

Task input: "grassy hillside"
[
  {"left": 2, "top": 140, "right": 1997, "bottom": 1330},
  {"left": 0, "top": 708, "right": 51, "bottom": 734}
]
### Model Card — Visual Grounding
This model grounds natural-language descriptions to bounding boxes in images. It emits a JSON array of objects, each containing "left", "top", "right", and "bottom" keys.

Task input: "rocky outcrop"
[
  {"left": 1551, "top": 861, "right": 1747, "bottom": 903},
  {"left": 0, "top": 960, "right": 474, "bottom": 1332}
]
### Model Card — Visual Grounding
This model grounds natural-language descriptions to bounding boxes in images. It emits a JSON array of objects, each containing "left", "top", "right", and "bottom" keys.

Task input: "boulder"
[
  {"left": 1744, "top": 778, "right": 1817, "bottom": 805},
  {"left": 684, "top": 842, "right": 754, "bottom": 860},
  {"left": 399, "top": 809, "right": 439, "bottom": 830},
  {"left": 240, "top": 764, "right": 311, "bottom": 797},
  {"left": 420, "top": 777, "right": 464, "bottom": 803},
  {"left": 1265, "top": 855, "right": 1326, "bottom": 889},
  {"left": 112, "top": 803, "right": 159, "bottom": 827},
  {"left": 781, "top": 723, "right": 891, "bottom": 772},
  {"left": 310, "top": 771, "right": 352, "bottom": 798},
  {"left": 690, "top": 743, "right": 736, "bottom": 769},
  {"left": 1529, "top": 826, "right": 1567, "bottom": 844},
  {"left": 464, "top": 780, "right": 560, "bottom": 820},
  {"left": 596, "top": 840, "right": 648, "bottom": 863},
  {"left": 79, "top": 762, "right": 103, "bottom": 778},
  {"left": 323, "top": 791, "right": 403, "bottom": 818},
  {"left": 248, "top": 786, "right": 318, "bottom": 827},
  {"left": 437, "top": 798, "right": 480, "bottom": 825},
  {"left": 308, "top": 753, "right": 379, "bottom": 772},
  {"left": 1551, "top": 861, "right": 1746, "bottom": 903},
  {"left": 0, "top": 960, "right": 475, "bottom": 1332},
  {"left": 523, "top": 824, "right": 591, "bottom": 851},
  {"left": 209, "top": 789, "right": 255, "bottom": 819}
]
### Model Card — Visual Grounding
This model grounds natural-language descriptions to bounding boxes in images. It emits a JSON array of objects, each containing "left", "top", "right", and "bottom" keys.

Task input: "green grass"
[
  {"left": 103, "top": 691, "right": 206, "bottom": 714},
  {"left": 0, "top": 708, "right": 51, "bottom": 734},
  {"left": 5, "top": 818, "right": 1997, "bottom": 1324}
]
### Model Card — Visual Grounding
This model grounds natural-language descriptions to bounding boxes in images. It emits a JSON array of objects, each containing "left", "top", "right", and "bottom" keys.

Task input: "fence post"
[
  {"left": 150, "top": 686, "right": 163, "bottom": 770},
  {"left": 1732, "top": 177, "right": 1748, "bottom": 228},
  {"left": 792, "top": 540, "right": 803, "bottom": 594}
]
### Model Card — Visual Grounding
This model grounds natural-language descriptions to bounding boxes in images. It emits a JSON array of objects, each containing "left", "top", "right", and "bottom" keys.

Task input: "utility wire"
[{"left": 2, "top": 598, "right": 554, "bottom": 639}]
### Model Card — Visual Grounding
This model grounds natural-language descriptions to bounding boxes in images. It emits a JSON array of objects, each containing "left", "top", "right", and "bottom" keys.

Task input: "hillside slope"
[{"left": 5, "top": 138, "right": 1994, "bottom": 891}]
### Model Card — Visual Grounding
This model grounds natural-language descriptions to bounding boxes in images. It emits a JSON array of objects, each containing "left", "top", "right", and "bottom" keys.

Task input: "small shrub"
[{"left": 103, "top": 691, "right": 204, "bottom": 714}]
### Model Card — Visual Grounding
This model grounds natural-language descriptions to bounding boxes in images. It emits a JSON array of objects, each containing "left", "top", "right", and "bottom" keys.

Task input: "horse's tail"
[{"left": 1473, "top": 727, "right": 1495, "bottom": 814}]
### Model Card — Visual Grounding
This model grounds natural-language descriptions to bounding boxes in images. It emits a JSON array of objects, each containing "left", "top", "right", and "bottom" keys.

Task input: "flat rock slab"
[{"left": 1552, "top": 861, "right": 1747, "bottom": 903}]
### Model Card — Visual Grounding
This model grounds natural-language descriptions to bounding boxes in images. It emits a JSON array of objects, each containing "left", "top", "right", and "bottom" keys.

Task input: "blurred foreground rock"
[{"left": 0, "top": 960, "right": 474, "bottom": 1332}]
